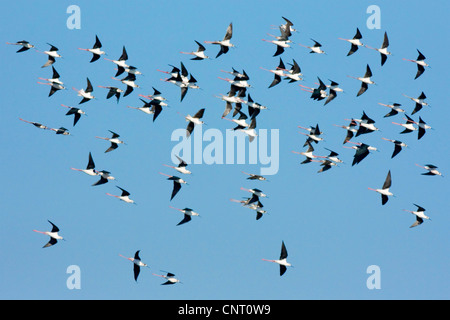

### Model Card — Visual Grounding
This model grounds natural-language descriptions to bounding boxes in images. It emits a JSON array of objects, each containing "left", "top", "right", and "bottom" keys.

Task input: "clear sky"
[{"left": 1, "top": 0, "right": 449, "bottom": 300}]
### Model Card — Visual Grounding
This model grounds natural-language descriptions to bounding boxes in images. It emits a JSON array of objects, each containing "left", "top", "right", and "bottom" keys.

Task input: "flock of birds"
[{"left": 9, "top": 16, "right": 442, "bottom": 282}]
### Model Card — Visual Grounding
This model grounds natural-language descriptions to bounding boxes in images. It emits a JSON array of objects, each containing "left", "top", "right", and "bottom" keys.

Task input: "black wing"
[
  {"left": 85, "top": 78, "right": 93, "bottom": 93},
  {"left": 177, "top": 214, "right": 191, "bottom": 226},
  {"left": 123, "top": 85, "right": 134, "bottom": 97},
  {"left": 273, "top": 45, "right": 285, "bottom": 57},
  {"left": 93, "top": 35, "right": 102, "bottom": 49},
  {"left": 43, "top": 237, "right": 58, "bottom": 248},
  {"left": 105, "top": 142, "right": 118, "bottom": 153},
  {"left": 152, "top": 104, "right": 163, "bottom": 122},
  {"left": 194, "top": 108, "right": 205, "bottom": 119},
  {"left": 92, "top": 176, "right": 108, "bottom": 186},
  {"left": 41, "top": 55, "right": 55, "bottom": 68},
  {"left": 133, "top": 264, "right": 140, "bottom": 282},
  {"left": 119, "top": 46, "right": 128, "bottom": 61},
  {"left": 170, "top": 181, "right": 181, "bottom": 201},
  {"left": 115, "top": 66, "right": 125, "bottom": 77},
  {"left": 280, "top": 241, "right": 288, "bottom": 260},
  {"left": 268, "top": 74, "right": 281, "bottom": 88},
  {"left": 415, "top": 65, "right": 425, "bottom": 80},
  {"left": 352, "top": 145, "right": 369, "bottom": 166},
  {"left": 392, "top": 144, "right": 402, "bottom": 158},
  {"left": 87, "top": 152, "right": 95, "bottom": 170},
  {"left": 357, "top": 82, "right": 368, "bottom": 97},
  {"left": 280, "top": 265, "right": 287, "bottom": 276},
  {"left": 381, "top": 194, "right": 389, "bottom": 205},
  {"left": 216, "top": 45, "right": 229, "bottom": 58},
  {"left": 180, "top": 86, "right": 188, "bottom": 102},
  {"left": 410, "top": 216, "right": 423, "bottom": 228},
  {"left": 382, "top": 171, "right": 392, "bottom": 189},
  {"left": 90, "top": 53, "right": 100, "bottom": 63},
  {"left": 48, "top": 220, "right": 60, "bottom": 232},
  {"left": 117, "top": 186, "right": 130, "bottom": 197},
  {"left": 324, "top": 89, "right": 336, "bottom": 105},
  {"left": 106, "top": 88, "right": 117, "bottom": 99},
  {"left": 347, "top": 44, "right": 359, "bottom": 56},
  {"left": 186, "top": 121, "right": 195, "bottom": 137}
]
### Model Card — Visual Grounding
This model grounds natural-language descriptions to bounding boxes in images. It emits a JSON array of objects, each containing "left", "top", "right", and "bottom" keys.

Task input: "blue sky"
[{"left": 1, "top": 0, "right": 449, "bottom": 300}]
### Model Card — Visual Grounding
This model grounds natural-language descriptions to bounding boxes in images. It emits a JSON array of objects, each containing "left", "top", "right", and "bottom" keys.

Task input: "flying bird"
[
  {"left": 313, "top": 159, "right": 338, "bottom": 173},
  {"left": 49, "top": 127, "right": 71, "bottom": 135},
  {"left": 104, "top": 46, "right": 129, "bottom": 76},
  {"left": 230, "top": 197, "right": 267, "bottom": 220},
  {"left": 392, "top": 115, "right": 418, "bottom": 134},
  {"left": 204, "top": 22, "right": 234, "bottom": 58},
  {"left": 218, "top": 69, "right": 251, "bottom": 95},
  {"left": 242, "top": 171, "right": 269, "bottom": 181},
  {"left": 324, "top": 148, "right": 343, "bottom": 164},
  {"left": 19, "top": 118, "right": 50, "bottom": 131},
  {"left": 415, "top": 164, "right": 443, "bottom": 177},
  {"left": 112, "top": 73, "right": 139, "bottom": 97},
  {"left": 348, "top": 64, "right": 375, "bottom": 96},
  {"left": 139, "top": 87, "right": 167, "bottom": 102},
  {"left": 6, "top": 40, "right": 35, "bottom": 53},
  {"left": 365, "top": 31, "right": 391, "bottom": 66},
  {"left": 239, "top": 117, "right": 258, "bottom": 142},
  {"left": 92, "top": 170, "right": 116, "bottom": 186},
  {"left": 378, "top": 102, "right": 405, "bottom": 118},
  {"left": 71, "top": 152, "right": 97, "bottom": 176},
  {"left": 354, "top": 111, "right": 379, "bottom": 137},
  {"left": 37, "top": 66, "right": 66, "bottom": 96},
  {"left": 260, "top": 58, "right": 286, "bottom": 88},
  {"left": 381, "top": 138, "right": 407, "bottom": 158},
  {"left": 334, "top": 119, "right": 358, "bottom": 144},
  {"left": 152, "top": 271, "right": 182, "bottom": 285},
  {"left": 61, "top": 104, "right": 86, "bottom": 126},
  {"left": 163, "top": 155, "right": 191, "bottom": 175},
  {"left": 292, "top": 141, "right": 326, "bottom": 164},
  {"left": 299, "top": 78, "right": 328, "bottom": 102},
  {"left": 403, "top": 204, "right": 431, "bottom": 228},
  {"left": 33, "top": 220, "right": 64, "bottom": 248},
  {"left": 98, "top": 86, "right": 123, "bottom": 103},
  {"left": 215, "top": 91, "right": 244, "bottom": 118},
  {"left": 180, "top": 40, "right": 209, "bottom": 60},
  {"left": 262, "top": 26, "right": 293, "bottom": 57},
  {"left": 345, "top": 141, "right": 378, "bottom": 166},
  {"left": 403, "top": 49, "right": 430, "bottom": 79},
  {"left": 39, "top": 43, "right": 62, "bottom": 68},
  {"left": 96, "top": 130, "right": 126, "bottom": 153},
  {"left": 160, "top": 173, "right": 188, "bottom": 201},
  {"left": 339, "top": 28, "right": 363, "bottom": 56},
  {"left": 106, "top": 186, "right": 136, "bottom": 204},
  {"left": 162, "top": 62, "right": 199, "bottom": 102},
  {"left": 408, "top": 116, "right": 432, "bottom": 140},
  {"left": 243, "top": 94, "right": 268, "bottom": 119},
  {"left": 298, "top": 39, "right": 326, "bottom": 54},
  {"left": 222, "top": 110, "right": 249, "bottom": 131},
  {"left": 73, "top": 77, "right": 95, "bottom": 104},
  {"left": 283, "top": 59, "right": 303, "bottom": 82},
  {"left": 299, "top": 123, "right": 324, "bottom": 145},
  {"left": 119, "top": 250, "right": 149, "bottom": 282},
  {"left": 78, "top": 35, "right": 105, "bottom": 62},
  {"left": 240, "top": 187, "right": 268, "bottom": 199},
  {"left": 279, "top": 16, "right": 297, "bottom": 34},
  {"left": 169, "top": 206, "right": 200, "bottom": 226},
  {"left": 262, "top": 241, "right": 293, "bottom": 276},
  {"left": 402, "top": 92, "right": 429, "bottom": 115},
  {"left": 368, "top": 170, "right": 394, "bottom": 205},
  {"left": 127, "top": 98, "right": 166, "bottom": 122},
  {"left": 184, "top": 108, "right": 205, "bottom": 137}
]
